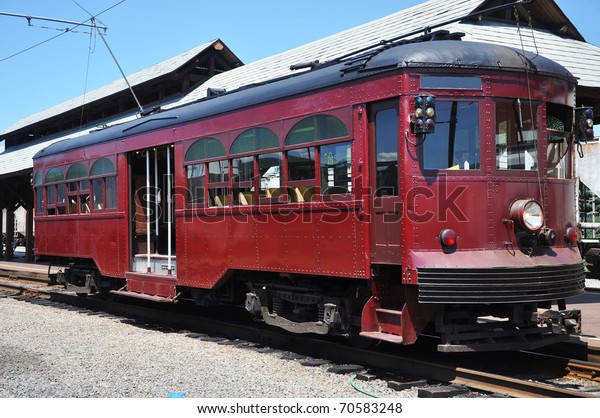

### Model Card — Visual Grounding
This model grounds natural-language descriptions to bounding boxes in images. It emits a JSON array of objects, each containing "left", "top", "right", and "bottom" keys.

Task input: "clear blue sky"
[{"left": 0, "top": 0, "right": 598, "bottom": 132}]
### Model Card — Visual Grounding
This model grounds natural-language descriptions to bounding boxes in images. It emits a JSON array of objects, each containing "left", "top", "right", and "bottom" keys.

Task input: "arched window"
[
  {"left": 90, "top": 158, "right": 116, "bottom": 210},
  {"left": 229, "top": 128, "right": 280, "bottom": 205},
  {"left": 90, "top": 158, "right": 115, "bottom": 176},
  {"left": 285, "top": 115, "right": 348, "bottom": 146},
  {"left": 33, "top": 171, "right": 42, "bottom": 186},
  {"left": 185, "top": 138, "right": 227, "bottom": 207},
  {"left": 33, "top": 171, "right": 43, "bottom": 214},
  {"left": 45, "top": 167, "right": 64, "bottom": 183},
  {"left": 44, "top": 168, "right": 65, "bottom": 215},
  {"left": 185, "top": 137, "right": 225, "bottom": 162},
  {"left": 66, "top": 163, "right": 89, "bottom": 214},
  {"left": 66, "top": 163, "right": 87, "bottom": 180},
  {"left": 231, "top": 127, "right": 279, "bottom": 155},
  {"left": 285, "top": 115, "right": 351, "bottom": 202}
]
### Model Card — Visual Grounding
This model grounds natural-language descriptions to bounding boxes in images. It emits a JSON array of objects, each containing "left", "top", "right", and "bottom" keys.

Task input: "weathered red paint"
[{"left": 33, "top": 45, "right": 584, "bottom": 348}]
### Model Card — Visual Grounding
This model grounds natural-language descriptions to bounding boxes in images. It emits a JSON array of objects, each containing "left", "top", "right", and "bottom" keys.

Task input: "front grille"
[{"left": 418, "top": 263, "right": 586, "bottom": 304}]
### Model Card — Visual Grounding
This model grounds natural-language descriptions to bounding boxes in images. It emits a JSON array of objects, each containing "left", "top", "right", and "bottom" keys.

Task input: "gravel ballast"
[{"left": 0, "top": 297, "right": 411, "bottom": 398}]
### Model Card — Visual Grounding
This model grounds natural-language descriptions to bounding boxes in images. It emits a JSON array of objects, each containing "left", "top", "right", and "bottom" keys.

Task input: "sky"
[{"left": 0, "top": 0, "right": 598, "bottom": 133}]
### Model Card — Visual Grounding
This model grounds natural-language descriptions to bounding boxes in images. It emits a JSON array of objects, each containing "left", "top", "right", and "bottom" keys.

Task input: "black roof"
[{"left": 34, "top": 39, "right": 575, "bottom": 160}]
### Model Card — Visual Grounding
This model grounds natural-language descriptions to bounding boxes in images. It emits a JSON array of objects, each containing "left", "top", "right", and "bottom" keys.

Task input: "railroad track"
[
  {"left": 1, "top": 273, "right": 599, "bottom": 398},
  {"left": 0, "top": 280, "right": 55, "bottom": 299}
]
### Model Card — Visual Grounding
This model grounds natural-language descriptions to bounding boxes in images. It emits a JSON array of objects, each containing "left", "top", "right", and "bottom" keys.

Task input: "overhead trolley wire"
[{"left": 0, "top": 0, "right": 124, "bottom": 63}]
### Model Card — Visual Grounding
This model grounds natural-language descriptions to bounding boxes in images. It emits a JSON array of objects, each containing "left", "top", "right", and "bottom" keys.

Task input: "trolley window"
[
  {"left": 374, "top": 107, "right": 398, "bottom": 196},
  {"left": 90, "top": 158, "right": 117, "bottom": 210},
  {"left": 208, "top": 159, "right": 229, "bottom": 207},
  {"left": 285, "top": 115, "right": 348, "bottom": 146},
  {"left": 320, "top": 142, "right": 352, "bottom": 196},
  {"left": 423, "top": 101, "right": 480, "bottom": 171},
  {"left": 287, "top": 147, "right": 316, "bottom": 202},
  {"left": 232, "top": 156, "right": 255, "bottom": 205},
  {"left": 259, "top": 152, "right": 284, "bottom": 201},
  {"left": 45, "top": 167, "right": 63, "bottom": 183},
  {"left": 284, "top": 115, "right": 349, "bottom": 202},
  {"left": 66, "top": 163, "right": 89, "bottom": 214},
  {"left": 546, "top": 103, "right": 573, "bottom": 179},
  {"left": 45, "top": 168, "right": 65, "bottom": 216},
  {"left": 66, "top": 163, "right": 87, "bottom": 179},
  {"left": 288, "top": 147, "right": 316, "bottom": 180},
  {"left": 187, "top": 164, "right": 206, "bottom": 206},
  {"left": 231, "top": 128, "right": 279, "bottom": 155},
  {"left": 33, "top": 171, "right": 42, "bottom": 186},
  {"left": 33, "top": 171, "right": 43, "bottom": 215},
  {"left": 496, "top": 100, "right": 538, "bottom": 171},
  {"left": 90, "top": 158, "right": 115, "bottom": 176},
  {"left": 185, "top": 137, "right": 225, "bottom": 162}
]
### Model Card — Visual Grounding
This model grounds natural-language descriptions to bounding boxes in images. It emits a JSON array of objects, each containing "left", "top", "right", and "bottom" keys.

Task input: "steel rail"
[
  {"left": 526, "top": 351, "right": 600, "bottom": 382},
  {"left": 0, "top": 282, "right": 52, "bottom": 299}
]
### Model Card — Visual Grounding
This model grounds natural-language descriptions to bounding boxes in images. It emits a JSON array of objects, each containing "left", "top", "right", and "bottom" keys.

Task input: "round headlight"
[{"left": 510, "top": 199, "right": 545, "bottom": 232}]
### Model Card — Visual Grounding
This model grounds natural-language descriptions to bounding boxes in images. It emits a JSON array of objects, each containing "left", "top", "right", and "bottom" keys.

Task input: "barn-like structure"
[{"left": 1, "top": 0, "right": 599, "bottom": 261}]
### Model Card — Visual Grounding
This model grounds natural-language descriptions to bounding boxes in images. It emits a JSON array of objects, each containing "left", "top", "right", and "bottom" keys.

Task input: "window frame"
[
  {"left": 494, "top": 98, "right": 541, "bottom": 174},
  {"left": 89, "top": 157, "right": 117, "bottom": 212},
  {"left": 417, "top": 98, "right": 483, "bottom": 175},
  {"left": 182, "top": 110, "right": 354, "bottom": 209},
  {"left": 184, "top": 137, "right": 228, "bottom": 208},
  {"left": 44, "top": 167, "right": 64, "bottom": 216},
  {"left": 65, "top": 162, "right": 89, "bottom": 214},
  {"left": 283, "top": 113, "right": 352, "bottom": 203},
  {"left": 546, "top": 102, "right": 573, "bottom": 179},
  {"left": 33, "top": 171, "right": 44, "bottom": 215}
]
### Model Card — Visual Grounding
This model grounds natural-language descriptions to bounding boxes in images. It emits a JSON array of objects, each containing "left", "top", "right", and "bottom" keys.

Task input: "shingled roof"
[
  {"left": 1, "top": 39, "right": 242, "bottom": 137},
  {"left": 177, "top": 0, "right": 600, "bottom": 108}
]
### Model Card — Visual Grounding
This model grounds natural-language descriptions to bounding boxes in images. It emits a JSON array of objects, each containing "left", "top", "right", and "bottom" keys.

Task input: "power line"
[
  {"left": 0, "top": 1, "right": 125, "bottom": 63},
  {"left": 0, "top": 30, "right": 68, "bottom": 63}
]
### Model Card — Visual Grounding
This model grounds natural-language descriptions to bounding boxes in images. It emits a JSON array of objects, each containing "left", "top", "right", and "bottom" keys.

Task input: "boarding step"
[
  {"left": 359, "top": 331, "right": 403, "bottom": 344},
  {"left": 109, "top": 289, "right": 178, "bottom": 303},
  {"left": 375, "top": 308, "right": 403, "bottom": 335},
  {"left": 122, "top": 271, "right": 177, "bottom": 301}
]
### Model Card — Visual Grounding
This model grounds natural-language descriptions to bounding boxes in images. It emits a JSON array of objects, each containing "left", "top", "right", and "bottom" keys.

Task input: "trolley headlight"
[{"left": 510, "top": 199, "right": 544, "bottom": 232}]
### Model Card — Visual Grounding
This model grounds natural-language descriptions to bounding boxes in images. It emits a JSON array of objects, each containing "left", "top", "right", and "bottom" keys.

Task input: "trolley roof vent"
[{"left": 207, "top": 87, "right": 227, "bottom": 97}]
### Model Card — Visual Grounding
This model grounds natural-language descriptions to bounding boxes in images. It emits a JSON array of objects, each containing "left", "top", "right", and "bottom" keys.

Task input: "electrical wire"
[
  {"left": 0, "top": 0, "right": 125, "bottom": 63},
  {"left": 0, "top": 30, "right": 69, "bottom": 63},
  {"left": 515, "top": 5, "right": 545, "bottom": 207}
]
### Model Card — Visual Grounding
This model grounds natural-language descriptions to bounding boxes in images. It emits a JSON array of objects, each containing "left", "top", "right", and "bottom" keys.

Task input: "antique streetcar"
[{"left": 33, "top": 31, "right": 588, "bottom": 351}]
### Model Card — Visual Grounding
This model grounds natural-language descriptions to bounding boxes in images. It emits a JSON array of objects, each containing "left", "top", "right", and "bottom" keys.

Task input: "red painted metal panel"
[
  {"left": 176, "top": 202, "right": 368, "bottom": 289},
  {"left": 400, "top": 176, "right": 582, "bottom": 282}
]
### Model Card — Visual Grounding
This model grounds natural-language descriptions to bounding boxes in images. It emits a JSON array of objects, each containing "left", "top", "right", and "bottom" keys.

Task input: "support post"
[
  {"left": 26, "top": 202, "right": 34, "bottom": 262},
  {"left": 5, "top": 208, "right": 14, "bottom": 260}
]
